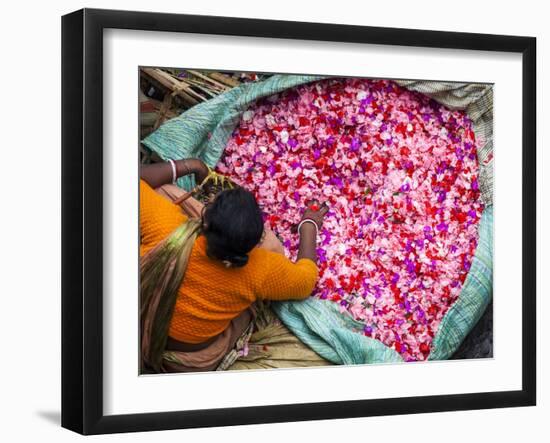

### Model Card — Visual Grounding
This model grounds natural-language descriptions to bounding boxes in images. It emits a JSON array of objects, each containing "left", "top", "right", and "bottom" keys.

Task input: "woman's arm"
[
  {"left": 297, "top": 201, "right": 329, "bottom": 265},
  {"left": 297, "top": 223, "right": 318, "bottom": 262},
  {"left": 140, "top": 158, "right": 209, "bottom": 189},
  {"left": 255, "top": 201, "right": 329, "bottom": 301}
]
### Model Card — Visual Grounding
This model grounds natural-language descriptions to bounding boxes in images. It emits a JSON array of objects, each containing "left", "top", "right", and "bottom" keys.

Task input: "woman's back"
[{"left": 140, "top": 179, "right": 318, "bottom": 344}]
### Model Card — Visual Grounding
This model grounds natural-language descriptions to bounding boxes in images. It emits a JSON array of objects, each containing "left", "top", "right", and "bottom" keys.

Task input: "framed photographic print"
[{"left": 61, "top": 8, "right": 536, "bottom": 435}]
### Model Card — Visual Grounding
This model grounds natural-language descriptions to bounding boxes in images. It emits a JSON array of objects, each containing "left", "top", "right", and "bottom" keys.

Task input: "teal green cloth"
[
  {"left": 142, "top": 74, "right": 493, "bottom": 363},
  {"left": 429, "top": 205, "right": 493, "bottom": 360},
  {"left": 272, "top": 298, "right": 403, "bottom": 364}
]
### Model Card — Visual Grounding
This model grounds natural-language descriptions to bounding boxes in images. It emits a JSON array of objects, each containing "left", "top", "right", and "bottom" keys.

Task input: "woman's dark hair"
[{"left": 202, "top": 187, "right": 264, "bottom": 268}]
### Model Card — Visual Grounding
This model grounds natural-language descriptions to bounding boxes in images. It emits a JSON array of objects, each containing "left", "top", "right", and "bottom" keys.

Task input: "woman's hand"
[
  {"left": 301, "top": 199, "right": 329, "bottom": 230},
  {"left": 296, "top": 200, "right": 329, "bottom": 264},
  {"left": 177, "top": 158, "right": 209, "bottom": 185}
]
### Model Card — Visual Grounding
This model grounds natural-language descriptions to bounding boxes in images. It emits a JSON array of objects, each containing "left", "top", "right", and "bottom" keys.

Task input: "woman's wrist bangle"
[
  {"left": 297, "top": 219, "right": 319, "bottom": 238},
  {"left": 167, "top": 159, "right": 177, "bottom": 184}
]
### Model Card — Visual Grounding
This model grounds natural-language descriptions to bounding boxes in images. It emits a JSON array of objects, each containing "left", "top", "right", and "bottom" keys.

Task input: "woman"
[{"left": 140, "top": 157, "right": 328, "bottom": 373}]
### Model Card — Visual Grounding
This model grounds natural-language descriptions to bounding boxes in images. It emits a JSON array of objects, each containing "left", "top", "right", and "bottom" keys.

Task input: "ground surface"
[{"left": 451, "top": 302, "right": 493, "bottom": 359}]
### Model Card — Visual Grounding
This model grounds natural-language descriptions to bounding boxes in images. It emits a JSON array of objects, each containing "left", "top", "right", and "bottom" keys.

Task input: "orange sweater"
[{"left": 140, "top": 179, "right": 318, "bottom": 344}]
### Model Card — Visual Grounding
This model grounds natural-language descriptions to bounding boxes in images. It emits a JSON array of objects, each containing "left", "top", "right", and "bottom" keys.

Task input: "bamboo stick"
[
  {"left": 141, "top": 67, "right": 202, "bottom": 106},
  {"left": 186, "top": 69, "right": 230, "bottom": 91},
  {"left": 185, "top": 81, "right": 219, "bottom": 98},
  {"left": 173, "top": 82, "right": 208, "bottom": 102},
  {"left": 208, "top": 72, "right": 241, "bottom": 88},
  {"left": 153, "top": 93, "right": 174, "bottom": 130}
]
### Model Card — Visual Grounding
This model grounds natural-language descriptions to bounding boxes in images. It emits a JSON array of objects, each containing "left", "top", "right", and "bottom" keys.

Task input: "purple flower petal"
[
  {"left": 351, "top": 137, "right": 361, "bottom": 151},
  {"left": 288, "top": 138, "right": 298, "bottom": 148},
  {"left": 391, "top": 273, "right": 400, "bottom": 285}
]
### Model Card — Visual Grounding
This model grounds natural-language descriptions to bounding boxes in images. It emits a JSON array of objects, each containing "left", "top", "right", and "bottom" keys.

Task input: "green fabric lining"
[
  {"left": 272, "top": 298, "right": 403, "bottom": 364},
  {"left": 429, "top": 205, "right": 493, "bottom": 360}
]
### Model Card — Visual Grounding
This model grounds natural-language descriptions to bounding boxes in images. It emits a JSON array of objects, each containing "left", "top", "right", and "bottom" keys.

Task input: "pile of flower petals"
[{"left": 217, "top": 78, "right": 484, "bottom": 361}]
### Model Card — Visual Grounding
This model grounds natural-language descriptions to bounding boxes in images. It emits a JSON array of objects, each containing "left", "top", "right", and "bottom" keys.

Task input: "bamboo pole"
[
  {"left": 208, "top": 72, "right": 241, "bottom": 88},
  {"left": 141, "top": 67, "right": 202, "bottom": 106},
  {"left": 186, "top": 69, "right": 230, "bottom": 91},
  {"left": 184, "top": 79, "right": 221, "bottom": 97},
  {"left": 153, "top": 93, "right": 174, "bottom": 130}
]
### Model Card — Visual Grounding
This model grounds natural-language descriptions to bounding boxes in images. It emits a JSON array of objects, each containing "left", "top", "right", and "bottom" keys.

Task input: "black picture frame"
[{"left": 61, "top": 8, "right": 537, "bottom": 435}]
